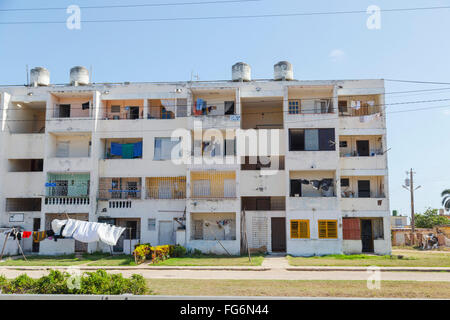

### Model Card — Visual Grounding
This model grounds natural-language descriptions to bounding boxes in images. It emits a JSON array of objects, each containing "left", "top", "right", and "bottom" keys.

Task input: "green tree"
[
  {"left": 442, "top": 189, "right": 450, "bottom": 211},
  {"left": 414, "top": 208, "right": 448, "bottom": 228}
]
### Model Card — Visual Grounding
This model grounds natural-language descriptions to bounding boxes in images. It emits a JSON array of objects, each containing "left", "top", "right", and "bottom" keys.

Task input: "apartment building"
[{"left": 0, "top": 62, "right": 391, "bottom": 256}]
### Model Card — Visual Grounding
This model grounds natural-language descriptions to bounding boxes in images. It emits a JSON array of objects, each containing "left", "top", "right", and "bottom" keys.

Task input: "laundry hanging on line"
[
  {"left": 51, "top": 219, "right": 126, "bottom": 246},
  {"left": 110, "top": 141, "right": 142, "bottom": 158}
]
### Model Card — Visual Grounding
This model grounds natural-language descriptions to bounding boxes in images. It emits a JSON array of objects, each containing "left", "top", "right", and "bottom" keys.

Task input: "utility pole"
[
  {"left": 402, "top": 169, "right": 421, "bottom": 244},
  {"left": 409, "top": 169, "right": 415, "bottom": 234}
]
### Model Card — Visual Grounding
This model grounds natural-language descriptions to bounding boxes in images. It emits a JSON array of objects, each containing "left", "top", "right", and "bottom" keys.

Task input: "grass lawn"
[
  {"left": 0, "top": 253, "right": 262, "bottom": 267},
  {"left": 0, "top": 254, "right": 89, "bottom": 266},
  {"left": 287, "top": 250, "right": 450, "bottom": 267},
  {"left": 0, "top": 252, "right": 136, "bottom": 266},
  {"left": 149, "top": 254, "right": 264, "bottom": 267},
  {"left": 146, "top": 279, "right": 450, "bottom": 298}
]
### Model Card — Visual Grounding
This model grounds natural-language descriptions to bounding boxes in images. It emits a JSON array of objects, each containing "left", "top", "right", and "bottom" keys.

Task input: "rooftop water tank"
[
  {"left": 232, "top": 62, "right": 251, "bottom": 82},
  {"left": 30, "top": 67, "right": 50, "bottom": 86},
  {"left": 274, "top": 61, "right": 293, "bottom": 81},
  {"left": 70, "top": 66, "right": 89, "bottom": 86}
]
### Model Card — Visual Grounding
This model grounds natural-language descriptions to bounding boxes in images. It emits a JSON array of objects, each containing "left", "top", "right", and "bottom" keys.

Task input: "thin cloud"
[{"left": 329, "top": 49, "right": 345, "bottom": 62}]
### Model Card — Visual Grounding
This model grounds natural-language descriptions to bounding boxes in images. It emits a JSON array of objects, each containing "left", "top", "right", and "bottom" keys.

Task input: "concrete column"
[
  {"left": 143, "top": 98, "right": 149, "bottom": 120},
  {"left": 0, "top": 92, "right": 11, "bottom": 226}
]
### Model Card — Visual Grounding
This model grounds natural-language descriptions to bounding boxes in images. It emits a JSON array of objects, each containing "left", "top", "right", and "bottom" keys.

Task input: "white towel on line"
[{"left": 55, "top": 219, "right": 126, "bottom": 246}]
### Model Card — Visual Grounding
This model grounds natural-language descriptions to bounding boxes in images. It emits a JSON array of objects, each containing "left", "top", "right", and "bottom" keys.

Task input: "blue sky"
[{"left": 0, "top": 0, "right": 449, "bottom": 219}]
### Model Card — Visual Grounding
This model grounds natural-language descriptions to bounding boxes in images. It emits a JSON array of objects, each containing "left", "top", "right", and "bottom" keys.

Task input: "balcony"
[
  {"left": 190, "top": 171, "right": 236, "bottom": 199},
  {"left": 101, "top": 138, "right": 143, "bottom": 160},
  {"left": 48, "top": 94, "right": 94, "bottom": 132},
  {"left": 98, "top": 178, "right": 142, "bottom": 200},
  {"left": 190, "top": 91, "right": 237, "bottom": 129},
  {"left": 288, "top": 170, "right": 337, "bottom": 211},
  {"left": 146, "top": 177, "right": 186, "bottom": 199},
  {"left": 8, "top": 134, "right": 45, "bottom": 158},
  {"left": 4, "top": 172, "right": 44, "bottom": 197},
  {"left": 240, "top": 170, "right": 286, "bottom": 197},
  {"left": 44, "top": 173, "right": 90, "bottom": 211},
  {"left": 341, "top": 197, "right": 388, "bottom": 211},
  {"left": 102, "top": 99, "right": 144, "bottom": 120},
  {"left": 338, "top": 96, "right": 384, "bottom": 130}
]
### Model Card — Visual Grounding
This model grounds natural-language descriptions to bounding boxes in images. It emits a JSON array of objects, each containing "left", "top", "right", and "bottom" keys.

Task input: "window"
[
  {"left": 154, "top": 137, "right": 181, "bottom": 160},
  {"left": 290, "top": 179, "right": 302, "bottom": 197},
  {"left": 358, "top": 180, "right": 371, "bottom": 198},
  {"left": 111, "top": 105, "right": 120, "bottom": 113},
  {"left": 338, "top": 100, "right": 348, "bottom": 114},
  {"left": 224, "top": 101, "right": 235, "bottom": 115},
  {"left": 318, "top": 220, "right": 338, "bottom": 239},
  {"left": 290, "top": 220, "right": 310, "bottom": 239},
  {"left": 82, "top": 102, "right": 90, "bottom": 110},
  {"left": 148, "top": 218, "right": 156, "bottom": 231},
  {"left": 340, "top": 178, "right": 349, "bottom": 187},
  {"left": 176, "top": 99, "right": 187, "bottom": 118},
  {"left": 289, "top": 129, "right": 305, "bottom": 151},
  {"left": 288, "top": 100, "right": 300, "bottom": 114},
  {"left": 339, "top": 141, "right": 348, "bottom": 148},
  {"left": 289, "top": 129, "right": 335, "bottom": 151}
]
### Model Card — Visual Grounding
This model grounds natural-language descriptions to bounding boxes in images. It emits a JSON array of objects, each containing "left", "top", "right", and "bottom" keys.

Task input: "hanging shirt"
[
  {"left": 122, "top": 143, "right": 134, "bottom": 159},
  {"left": 61, "top": 219, "right": 125, "bottom": 246},
  {"left": 33, "top": 231, "right": 47, "bottom": 243},
  {"left": 133, "top": 141, "right": 143, "bottom": 158},
  {"left": 110, "top": 143, "right": 123, "bottom": 156},
  {"left": 22, "top": 231, "right": 32, "bottom": 239}
]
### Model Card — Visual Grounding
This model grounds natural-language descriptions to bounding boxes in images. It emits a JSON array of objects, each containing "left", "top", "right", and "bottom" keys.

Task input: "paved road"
[{"left": 1, "top": 268, "right": 449, "bottom": 282}]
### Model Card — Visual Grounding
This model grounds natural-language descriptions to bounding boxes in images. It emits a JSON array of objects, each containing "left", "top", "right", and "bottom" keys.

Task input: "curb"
[
  {"left": 0, "top": 266, "right": 270, "bottom": 272},
  {"left": 286, "top": 267, "right": 450, "bottom": 272},
  {"left": 1, "top": 266, "right": 449, "bottom": 272}
]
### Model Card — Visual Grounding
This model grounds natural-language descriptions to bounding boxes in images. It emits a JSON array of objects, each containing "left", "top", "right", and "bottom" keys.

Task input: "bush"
[
  {"left": 9, "top": 274, "right": 36, "bottom": 294},
  {"left": 0, "top": 269, "right": 148, "bottom": 295},
  {"left": 171, "top": 245, "right": 187, "bottom": 257}
]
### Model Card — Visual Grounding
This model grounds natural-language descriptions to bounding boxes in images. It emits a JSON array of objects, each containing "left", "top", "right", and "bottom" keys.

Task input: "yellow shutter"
[
  {"left": 290, "top": 220, "right": 299, "bottom": 239},
  {"left": 318, "top": 220, "right": 327, "bottom": 238},
  {"left": 299, "top": 220, "right": 310, "bottom": 238},
  {"left": 327, "top": 220, "right": 338, "bottom": 238},
  {"left": 318, "top": 220, "right": 338, "bottom": 239}
]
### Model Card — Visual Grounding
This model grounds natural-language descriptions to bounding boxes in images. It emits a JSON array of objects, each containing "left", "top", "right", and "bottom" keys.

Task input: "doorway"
[
  {"left": 159, "top": 221, "right": 174, "bottom": 245},
  {"left": 358, "top": 180, "right": 371, "bottom": 198},
  {"left": 271, "top": 217, "right": 286, "bottom": 252},
  {"left": 32, "top": 218, "right": 41, "bottom": 253},
  {"left": 59, "top": 104, "right": 71, "bottom": 118},
  {"left": 361, "top": 219, "right": 374, "bottom": 252},
  {"left": 356, "top": 140, "right": 369, "bottom": 156},
  {"left": 129, "top": 106, "right": 140, "bottom": 119}
]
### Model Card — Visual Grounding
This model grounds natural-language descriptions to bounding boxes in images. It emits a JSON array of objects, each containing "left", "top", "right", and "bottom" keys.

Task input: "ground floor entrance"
[{"left": 271, "top": 217, "right": 286, "bottom": 252}]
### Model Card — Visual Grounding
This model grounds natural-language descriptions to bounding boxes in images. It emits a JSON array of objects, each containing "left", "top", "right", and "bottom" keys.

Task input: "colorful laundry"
[
  {"left": 22, "top": 231, "right": 32, "bottom": 239},
  {"left": 33, "top": 231, "right": 47, "bottom": 243}
]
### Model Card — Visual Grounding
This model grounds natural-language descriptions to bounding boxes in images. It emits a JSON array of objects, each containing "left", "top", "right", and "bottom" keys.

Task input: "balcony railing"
[
  {"left": 45, "top": 196, "right": 90, "bottom": 205},
  {"left": 146, "top": 177, "right": 186, "bottom": 199},
  {"left": 340, "top": 149, "right": 383, "bottom": 157},
  {"left": 190, "top": 171, "right": 236, "bottom": 199}
]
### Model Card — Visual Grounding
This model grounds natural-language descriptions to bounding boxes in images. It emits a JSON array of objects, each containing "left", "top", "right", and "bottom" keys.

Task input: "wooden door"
[{"left": 271, "top": 218, "right": 286, "bottom": 252}]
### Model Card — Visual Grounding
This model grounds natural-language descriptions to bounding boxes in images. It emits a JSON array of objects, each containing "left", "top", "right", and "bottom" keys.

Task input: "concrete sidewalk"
[{"left": 0, "top": 265, "right": 449, "bottom": 272}]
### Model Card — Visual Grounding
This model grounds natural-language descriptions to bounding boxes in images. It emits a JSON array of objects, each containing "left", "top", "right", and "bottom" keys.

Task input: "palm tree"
[{"left": 441, "top": 189, "right": 450, "bottom": 211}]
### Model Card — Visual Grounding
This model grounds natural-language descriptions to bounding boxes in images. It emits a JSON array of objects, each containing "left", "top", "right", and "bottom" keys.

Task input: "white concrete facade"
[{"left": 0, "top": 73, "right": 390, "bottom": 256}]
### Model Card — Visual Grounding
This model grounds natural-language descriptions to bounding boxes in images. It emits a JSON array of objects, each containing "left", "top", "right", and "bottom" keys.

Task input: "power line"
[
  {"left": 0, "top": 0, "right": 261, "bottom": 12},
  {"left": 385, "top": 79, "right": 450, "bottom": 85},
  {"left": 1, "top": 6, "right": 450, "bottom": 25}
]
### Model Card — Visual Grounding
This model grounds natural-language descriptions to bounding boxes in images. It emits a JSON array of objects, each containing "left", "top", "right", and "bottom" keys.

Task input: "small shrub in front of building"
[{"left": 0, "top": 270, "right": 148, "bottom": 295}]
